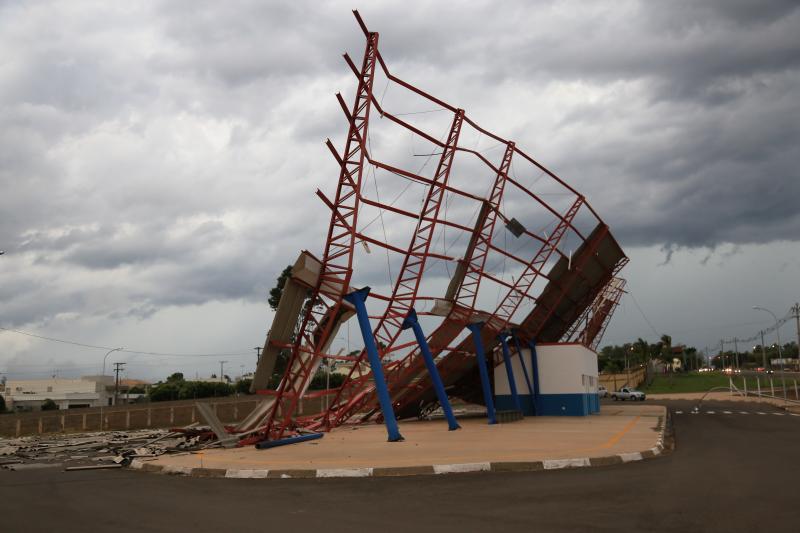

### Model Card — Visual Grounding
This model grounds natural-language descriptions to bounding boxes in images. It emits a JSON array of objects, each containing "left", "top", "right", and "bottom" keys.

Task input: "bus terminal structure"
[{"left": 239, "top": 11, "right": 628, "bottom": 445}]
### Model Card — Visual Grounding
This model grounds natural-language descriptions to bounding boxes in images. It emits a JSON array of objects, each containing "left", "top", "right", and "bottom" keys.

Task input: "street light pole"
[
  {"left": 102, "top": 347, "right": 124, "bottom": 376},
  {"left": 792, "top": 303, "right": 800, "bottom": 372},
  {"left": 753, "top": 306, "right": 786, "bottom": 403}
]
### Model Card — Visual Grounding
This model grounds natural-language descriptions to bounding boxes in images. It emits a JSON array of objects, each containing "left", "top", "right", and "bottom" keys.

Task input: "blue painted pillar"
[
  {"left": 511, "top": 331, "right": 536, "bottom": 415},
  {"left": 343, "top": 287, "right": 404, "bottom": 442},
  {"left": 402, "top": 309, "right": 460, "bottom": 431},
  {"left": 466, "top": 322, "right": 497, "bottom": 425},
  {"left": 527, "top": 339, "right": 542, "bottom": 414},
  {"left": 497, "top": 333, "right": 522, "bottom": 412}
]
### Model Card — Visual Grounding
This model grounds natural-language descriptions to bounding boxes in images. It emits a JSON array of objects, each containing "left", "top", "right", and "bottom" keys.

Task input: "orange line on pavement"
[{"left": 601, "top": 415, "right": 641, "bottom": 449}]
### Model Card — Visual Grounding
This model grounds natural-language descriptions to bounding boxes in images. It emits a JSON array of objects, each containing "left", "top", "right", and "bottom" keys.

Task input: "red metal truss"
[
  {"left": 562, "top": 275, "right": 627, "bottom": 350},
  {"left": 257, "top": 11, "right": 627, "bottom": 438},
  {"left": 320, "top": 109, "right": 465, "bottom": 429},
  {"left": 262, "top": 27, "right": 380, "bottom": 439},
  {"left": 585, "top": 277, "right": 627, "bottom": 350},
  {"left": 493, "top": 196, "right": 584, "bottom": 330},
  {"left": 455, "top": 143, "right": 514, "bottom": 311}
]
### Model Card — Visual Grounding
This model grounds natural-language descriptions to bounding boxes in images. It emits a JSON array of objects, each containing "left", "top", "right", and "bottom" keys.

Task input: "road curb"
[{"left": 130, "top": 410, "right": 673, "bottom": 480}]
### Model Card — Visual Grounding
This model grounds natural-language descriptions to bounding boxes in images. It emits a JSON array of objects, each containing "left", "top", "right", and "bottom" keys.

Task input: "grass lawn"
[{"left": 643, "top": 372, "right": 750, "bottom": 394}]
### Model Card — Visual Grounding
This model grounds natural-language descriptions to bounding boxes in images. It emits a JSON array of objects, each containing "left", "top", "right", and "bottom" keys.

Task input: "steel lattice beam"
[{"left": 253, "top": 11, "right": 628, "bottom": 439}]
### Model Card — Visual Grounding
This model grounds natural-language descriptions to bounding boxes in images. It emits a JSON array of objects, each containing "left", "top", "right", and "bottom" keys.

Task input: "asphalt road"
[{"left": 2, "top": 400, "right": 799, "bottom": 533}]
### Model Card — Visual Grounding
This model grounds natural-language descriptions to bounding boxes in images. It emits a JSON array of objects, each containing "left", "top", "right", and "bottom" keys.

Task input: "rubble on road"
[{"left": 0, "top": 424, "right": 214, "bottom": 471}]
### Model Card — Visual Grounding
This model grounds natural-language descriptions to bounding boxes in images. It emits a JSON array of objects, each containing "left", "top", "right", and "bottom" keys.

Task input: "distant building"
[
  {"left": 1, "top": 376, "right": 116, "bottom": 411},
  {"left": 331, "top": 361, "right": 370, "bottom": 376}
]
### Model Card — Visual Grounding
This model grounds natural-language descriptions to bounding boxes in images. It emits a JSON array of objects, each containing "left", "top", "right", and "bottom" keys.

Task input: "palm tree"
[{"left": 660, "top": 334, "right": 673, "bottom": 373}]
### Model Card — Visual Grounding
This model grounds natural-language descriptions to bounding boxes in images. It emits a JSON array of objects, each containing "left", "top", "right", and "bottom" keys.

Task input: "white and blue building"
[{"left": 494, "top": 343, "right": 600, "bottom": 416}]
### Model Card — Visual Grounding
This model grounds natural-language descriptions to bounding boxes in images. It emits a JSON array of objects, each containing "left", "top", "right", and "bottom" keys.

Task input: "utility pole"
[
  {"left": 793, "top": 303, "right": 800, "bottom": 371},
  {"left": 254, "top": 346, "right": 262, "bottom": 362},
  {"left": 720, "top": 340, "right": 725, "bottom": 370},
  {"left": 219, "top": 360, "right": 228, "bottom": 383},
  {"left": 113, "top": 362, "right": 126, "bottom": 406},
  {"left": 734, "top": 337, "right": 739, "bottom": 370},
  {"left": 760, "top": 330, "right": 768, "bottom": 369}
]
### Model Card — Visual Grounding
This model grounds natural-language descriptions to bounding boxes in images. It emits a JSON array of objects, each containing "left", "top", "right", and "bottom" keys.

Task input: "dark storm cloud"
[{"left": 0, "top": 0, "right": 798, "bottom": 331}]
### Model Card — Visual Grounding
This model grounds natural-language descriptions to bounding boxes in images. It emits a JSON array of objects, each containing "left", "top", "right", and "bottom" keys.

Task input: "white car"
[{"left": 611, "top": 387, "right": 646, "bottom": 401}]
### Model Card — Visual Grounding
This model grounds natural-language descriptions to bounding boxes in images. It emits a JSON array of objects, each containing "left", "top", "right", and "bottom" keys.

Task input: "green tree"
[
  {"left": 684, "top": 347, "right": 698, "bottom": 370},
  {"left": 41, "top": 399, "right": 58, "bottom": 411},
  {"left": 659, "top": 334, "right": 673, "bottom": 370},
  {"left": 268, "top": 265, "right": 293, "bottom": 311},
  {"left": 166, "top": 372, "right": 185, "bottom": 384},
  {"left": 0, "top": 394, "right": 6, "bottom": 413},
  {"left": 308, "top": 369, "right": 346, "bottom": 390},
  {"left": 235, "top": 378, "right": 253, "bottom": 394},
  {"left": 633, "top": 338, "right": 650, "bottom": 365},
  {"left": 148, "top": 382, "right": 181, "bottom": 402}
]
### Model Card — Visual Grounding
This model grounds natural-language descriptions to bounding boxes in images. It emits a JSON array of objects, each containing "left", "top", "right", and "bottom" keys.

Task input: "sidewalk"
[
  {"left": 133, "top": 404, "right": 667, "bottom": 478},
  {"left": 647, "top": 391, "right": 799, "bottom": 411}
]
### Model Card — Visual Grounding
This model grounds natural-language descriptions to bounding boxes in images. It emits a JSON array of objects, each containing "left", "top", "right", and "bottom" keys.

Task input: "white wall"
[
  {"left": 494, "top": 349, "right": 533, "bottom": 395},
  {"left": 3, "top": 376, "right": 114, "bottom": 409},
  {"left": 535, "top": 344, "right": 598, "bottom": 395}
]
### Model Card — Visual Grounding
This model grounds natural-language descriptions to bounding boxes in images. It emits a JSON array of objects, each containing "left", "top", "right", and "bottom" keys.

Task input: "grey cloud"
[{"left": 0, "top": 0, "right": 798, "bottom": 337}]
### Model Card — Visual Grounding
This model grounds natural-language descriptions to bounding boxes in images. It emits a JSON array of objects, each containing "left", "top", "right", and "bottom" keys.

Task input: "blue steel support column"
[
  {"left": 527, "top": 339, "right": 542, "bottom": 414},
  {"left": 401, "top": 309, "right": 460, "bottom": 430},
  {"left": 511, "top": 330, "right": 536, "bottom": 402},
  {"left": 343, "top": 287, "right": 404, "bottom": 442},
  {"left": 466, "top": 322, "right": 497, "bottom": 425},
  {"left": 497, "top": 333, "right": 522, "bottom": 412}
]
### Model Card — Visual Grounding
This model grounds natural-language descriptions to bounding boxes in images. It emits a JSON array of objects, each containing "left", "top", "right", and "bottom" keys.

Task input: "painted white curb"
[
  {"left": 225, "top": 469, "right": 269, "bottom": 479},
  {"left": 433, "top": 462, "right": 491, "bottom": 474},
  {"left": 618, "top": 452, "right": 643, "bottom": 463},
  {"left": 316, "top": 467, "right": 373, "bottom": 478},
  {"left": 543, "top": 457, "right": 591, "bottom": 470}
]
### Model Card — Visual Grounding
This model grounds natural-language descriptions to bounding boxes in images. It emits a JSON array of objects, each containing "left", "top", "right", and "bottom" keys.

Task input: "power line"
[
  {"left": 627, "top": 290, "right": 660, "bottom": 337},
  {"left": 722, "top": 307, "right": 795, "bottom": 345},
  {"left": 0, "top": 326, "right": 253, "bottom": 357}
]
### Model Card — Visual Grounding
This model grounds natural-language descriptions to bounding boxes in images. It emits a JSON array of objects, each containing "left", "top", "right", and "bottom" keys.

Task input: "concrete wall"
[
  {"left": 598, "top": 368, "right": 646, "bottom": 391},
  {"left": 493, "top": 347, "right": 536, "bottom": 415},
  {"left": 536, "top": 343, "right": 599, "bottom": 416},
  {"left": 494, "top": 343, "right": 599, "bottom": 416},
  {"left": 0, "top": 395, "right": 327, "bottom": 438}
]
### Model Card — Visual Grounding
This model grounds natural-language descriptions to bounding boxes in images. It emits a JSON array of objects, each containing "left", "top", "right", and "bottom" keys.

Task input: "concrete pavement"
[
  {"left": 2, "top": 399, "right": 799, "bottom": 532},
  {"left": 138, "top": 404, "right": 665, "bottom": 477}
]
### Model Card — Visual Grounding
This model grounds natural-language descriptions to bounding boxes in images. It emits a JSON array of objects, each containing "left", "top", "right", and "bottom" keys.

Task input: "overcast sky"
[{"left": 1, "top": 1, "right": 799, "bottom": 381}]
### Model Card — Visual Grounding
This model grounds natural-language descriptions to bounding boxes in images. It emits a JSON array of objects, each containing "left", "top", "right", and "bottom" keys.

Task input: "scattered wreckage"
[{"left": 0, "top": 420, "right": 221, "bottom": 472}]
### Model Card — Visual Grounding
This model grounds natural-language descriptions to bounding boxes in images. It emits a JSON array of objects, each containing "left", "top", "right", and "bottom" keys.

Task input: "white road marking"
[
  {"left": 723, "top": 411, "right": 732, "bottom": 414},
  {"left": 756, "top": 412, "right": 767, "bottom": 415},
  {"left": 706, "top": 411, "right": 716, "bottom": 414},
  {"left": 675, "top": 410, "right": 683, "bottom": 414},
  {"left": 739, "top": 411, "right": 749, "bottom": 414},
  {"left": 772, "top": 413, "right": 785, "bottom": 416},
  {"left": 790, "top": 413, "right": 800, "bottom": 417}
]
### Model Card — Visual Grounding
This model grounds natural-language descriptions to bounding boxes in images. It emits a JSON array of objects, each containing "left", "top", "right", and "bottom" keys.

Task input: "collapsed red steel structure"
[{"left": 250, "top": 11, "right": 628, "bottom": 440}]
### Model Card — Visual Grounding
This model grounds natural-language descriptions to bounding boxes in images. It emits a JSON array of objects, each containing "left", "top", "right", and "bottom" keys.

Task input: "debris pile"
[{"left": 0, "top": 423, "right": 215, "bottom": 472}]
